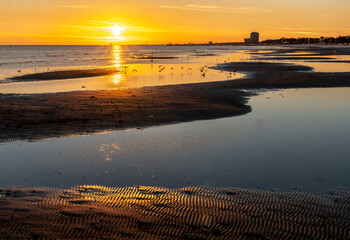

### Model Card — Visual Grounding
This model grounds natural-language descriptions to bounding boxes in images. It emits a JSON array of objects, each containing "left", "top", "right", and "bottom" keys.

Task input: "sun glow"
[{"left": 112, "top": 25, "right": 123, "bottom": 37}]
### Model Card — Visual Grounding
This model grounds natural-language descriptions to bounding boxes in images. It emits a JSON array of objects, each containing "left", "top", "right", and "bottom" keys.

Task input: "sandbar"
[
  {"left": 0, "top": 82, "right": 252, "bottom": 142},
  {"left": 129, "top": 56, "right": 178, "bottom": 60},
  {"left": 8, "top": 68, "right": 120, "bottom": 81}
]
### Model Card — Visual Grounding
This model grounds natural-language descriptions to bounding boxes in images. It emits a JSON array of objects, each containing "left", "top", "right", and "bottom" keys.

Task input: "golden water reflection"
[
  {"left": 111, "top": 45, "right": 123, "bottom": 68},
  {"left": 109, "top": 45, "right": 127, "bottom": 86}
]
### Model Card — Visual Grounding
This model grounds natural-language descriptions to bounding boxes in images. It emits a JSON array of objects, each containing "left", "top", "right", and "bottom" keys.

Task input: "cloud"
[
  {"left": 54, "top": 5, "right": 89, "bottom": 8},
  {"left": 53, "top": 1, "right": 89, "bottom": 8},
  {"left": 294, "top": 31, "right": 320, "bottom": 35},
  {"left": 159, "top": 4, "right": 258, "bottom": 13}
]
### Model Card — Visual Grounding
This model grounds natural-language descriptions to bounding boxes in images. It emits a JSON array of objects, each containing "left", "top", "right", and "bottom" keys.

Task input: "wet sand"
[
  {"left": 0, "top": 82, "right": 252, "bottom": 142},
  {"left": 0, "top": 185, "right": 349, "bottom": 239},
  {"left": 128, "top": 56, "right": 178, "bottom": 60},
  {"left": 253, "top": 56, "right": 334, "bottom": 61},
  {"left": 214, "top": 62, "right": 350, "bottom": 88},
  {"left": 9, "top": 68, "right": 120, "bottom": 81},
  {"left": 249, "top": 46, "right": 350, "bottom": 56}
]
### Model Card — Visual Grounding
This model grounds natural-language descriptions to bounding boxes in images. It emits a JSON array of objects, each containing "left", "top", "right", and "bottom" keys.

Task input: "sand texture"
[
  {"left": 0, "top": 82, "right": 251, "bottom": 142},
  {"left": 0, "top": 185, "right": 349, "bottom": 239}
]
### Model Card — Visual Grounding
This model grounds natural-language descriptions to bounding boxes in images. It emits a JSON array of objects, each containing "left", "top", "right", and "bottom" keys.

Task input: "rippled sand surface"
[{"left": 0, "top": 186, "right": 349, "bottom": 239}]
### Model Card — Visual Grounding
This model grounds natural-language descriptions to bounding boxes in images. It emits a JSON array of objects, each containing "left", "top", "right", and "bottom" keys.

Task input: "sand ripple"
[{"left": 0, "top": 186, "right": 349, "bottom": 239}]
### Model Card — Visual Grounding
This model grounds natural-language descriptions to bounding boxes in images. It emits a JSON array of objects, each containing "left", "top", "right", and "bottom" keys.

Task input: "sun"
[{"left": 112, "top": 25, "right": 123, "bottom": 37}]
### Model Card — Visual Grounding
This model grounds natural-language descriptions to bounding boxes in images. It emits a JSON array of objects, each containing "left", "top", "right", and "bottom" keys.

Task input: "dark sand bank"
[
  {"left": 190, "top": 53, "right": 218, "bottom": 57},
  {"left": 214, "top": 62, "right": 314, "bottom": 73},
  {"left": 0, "top": 82, "right": 252, "bottom": 142},
  {"left": 0, "top": 185, "right": 349, "bottom": 239},
  {"left": 248, "top": 46, "right": 350, "bottom": 57},
  {"left": 214, "top": 62, "right": 350, "bottom": 89},
  {"left": 8, "top": 68, "right": 120, "bottom": 82},
  {"left": 252, "top": 56, "right": 335, "bottom": 61},
  {"left": 306, "top": 60, "right": 350, "bottom": 63},
  {"left": 129, "top": 56, "right": 178, "bottom": 60}
]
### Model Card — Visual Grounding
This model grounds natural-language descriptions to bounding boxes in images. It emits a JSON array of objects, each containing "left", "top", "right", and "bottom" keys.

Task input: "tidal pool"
[{"left": 1, "top": 87, "right": 350, "bottom": 192}]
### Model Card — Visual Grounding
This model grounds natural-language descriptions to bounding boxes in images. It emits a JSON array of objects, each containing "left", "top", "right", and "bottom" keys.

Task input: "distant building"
[
  {"left": 245, "top": 32, "right": 260, "bottom": 44},
  {"left": 209, "top": 41, "right": 213, "bottom": 45},
  {"left": 250, "top": 32, "right": 259, "bottom": 43}
]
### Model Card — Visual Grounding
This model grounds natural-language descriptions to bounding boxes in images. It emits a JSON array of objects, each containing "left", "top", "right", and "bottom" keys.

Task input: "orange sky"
[{"left": 0, "top": 0, "right": 349, "bottom": 45}]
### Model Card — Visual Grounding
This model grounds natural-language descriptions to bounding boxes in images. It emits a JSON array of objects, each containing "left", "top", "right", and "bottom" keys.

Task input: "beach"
[
  {"left": 1, "top": 45, "right": 350, "bottom": 238},
  {"left": 2, "top": 0, "right": 350, "bottom": 238}
]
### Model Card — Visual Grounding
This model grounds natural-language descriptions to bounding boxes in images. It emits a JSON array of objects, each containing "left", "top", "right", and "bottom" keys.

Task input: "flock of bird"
[
  {"left": 14, "top": 57, "right": 236, "bottom": 83},
  {"left": 126, "top": 63, "right": 236, "bottom": 79}
]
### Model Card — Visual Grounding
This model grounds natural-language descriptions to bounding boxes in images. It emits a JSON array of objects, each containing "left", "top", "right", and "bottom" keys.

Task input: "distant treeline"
[{"left": 261, "top": 36, "right": 350, "bottom": 45}]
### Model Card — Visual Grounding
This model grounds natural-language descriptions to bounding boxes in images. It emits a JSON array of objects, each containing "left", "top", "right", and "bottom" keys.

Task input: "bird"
[{"left": 199, "top": 67, "right": 206, "bottom": 73}]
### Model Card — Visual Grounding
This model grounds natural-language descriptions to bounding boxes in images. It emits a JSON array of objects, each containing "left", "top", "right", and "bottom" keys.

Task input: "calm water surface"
[{"left": 1, "top": 88, "right": 349, "bottom": 191}]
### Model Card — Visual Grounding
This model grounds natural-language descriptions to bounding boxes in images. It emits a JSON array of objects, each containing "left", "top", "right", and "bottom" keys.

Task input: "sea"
[{"left": 0, "top": 45, "right": 350, "bottom": 192}]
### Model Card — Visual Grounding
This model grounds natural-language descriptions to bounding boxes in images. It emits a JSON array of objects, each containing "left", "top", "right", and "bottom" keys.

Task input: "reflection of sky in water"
[{"left": 1, "top": 87, "right": 350, "bottom": 192}]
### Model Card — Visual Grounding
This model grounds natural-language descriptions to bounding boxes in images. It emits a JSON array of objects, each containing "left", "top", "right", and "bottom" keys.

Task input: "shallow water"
[
  {"left": 0, "top": 46, "right": 249, "bottom": 94},
  {"left": 0, "top": 45, "right": 252, "bottom": 94},
  {"left": 1, "top": 87, "right": 350, "bottom": 191},
  {"left": 1, "top": 45, "right": 350, "bottom": 94}
]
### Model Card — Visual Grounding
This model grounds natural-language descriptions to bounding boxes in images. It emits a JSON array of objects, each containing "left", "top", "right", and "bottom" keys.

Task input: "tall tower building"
[{"left": 250, "top": 32, "right": 259, "bottom": 43}]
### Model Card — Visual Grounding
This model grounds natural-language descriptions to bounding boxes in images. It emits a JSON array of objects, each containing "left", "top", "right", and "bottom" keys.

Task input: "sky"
[{"left": 0, "top": 0, "right": 349, "bottom": 45}]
